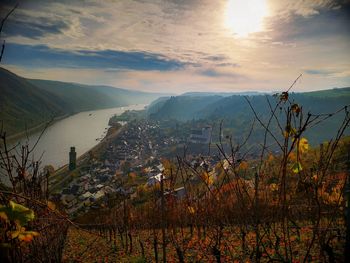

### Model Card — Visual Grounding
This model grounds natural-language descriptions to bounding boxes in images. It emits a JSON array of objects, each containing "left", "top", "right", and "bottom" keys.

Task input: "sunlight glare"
[{"left": 225, "top": 0, "right": 268, "bottom": 37}]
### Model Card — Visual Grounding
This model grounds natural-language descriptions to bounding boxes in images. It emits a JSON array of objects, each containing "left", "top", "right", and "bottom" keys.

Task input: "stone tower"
[{"left": 69, "top": 147, "right": 76, "bottom": 171}]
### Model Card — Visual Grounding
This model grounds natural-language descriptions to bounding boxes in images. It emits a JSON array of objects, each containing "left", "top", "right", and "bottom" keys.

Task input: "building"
[
  {"left": 165, "top": 186, "right": 186, "bottom": 199},
  {"left": 147, "top": 173, "right": 164, "bottom": 186},
  {"left": 69, "top": 147, "right": 77, "bottom": 171},
  {"left": 189, "top": 126, "right": 212, "bottom": 144}
]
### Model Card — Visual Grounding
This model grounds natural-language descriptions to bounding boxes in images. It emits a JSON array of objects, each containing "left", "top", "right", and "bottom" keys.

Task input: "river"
[{"left": 10, "top": 104, "right": 146, "bottom": 170}]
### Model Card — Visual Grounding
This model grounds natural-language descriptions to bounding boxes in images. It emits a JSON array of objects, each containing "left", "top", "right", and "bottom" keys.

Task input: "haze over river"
[{"left": 13, "top": 104, "right": 146, "bottom": 170}]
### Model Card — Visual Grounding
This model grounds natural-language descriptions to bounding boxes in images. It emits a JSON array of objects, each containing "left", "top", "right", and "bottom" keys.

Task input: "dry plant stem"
[{"left": 0, "top": 3, "right": 18, "bottom": 62}]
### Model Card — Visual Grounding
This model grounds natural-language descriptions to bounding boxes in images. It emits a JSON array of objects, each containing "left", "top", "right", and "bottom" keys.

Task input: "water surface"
[{"left": 13, "top": 104, "right": 145, "bottom": 169}]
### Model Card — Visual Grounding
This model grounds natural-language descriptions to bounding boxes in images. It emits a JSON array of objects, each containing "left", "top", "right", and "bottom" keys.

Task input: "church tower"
[{"left": 69, "top": 147, "right": 76, "bottom": 171}]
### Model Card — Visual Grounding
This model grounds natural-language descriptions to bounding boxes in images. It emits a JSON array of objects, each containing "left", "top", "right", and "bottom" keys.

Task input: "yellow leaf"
[
  {"left": 19, "top": 235, "right": 33, "bottom": 242},
  {"left": 201, "top": 172, "right": 214, "bottom": 185},
  {"left": 11, "top": 230, "right": 21, "bottom": 239},
  {"left": 291, "top": 103, "right": 301, "bottom": 114},
  {"left": 299, "top": 137, "right": 309, "bottom": 153},
  {"left": 238, "top": 161, "right": 248, "bottom": 170},
  {"left": 288, "top": 152, "right": 296, "bottom": 161},
  {"left": 0, "top": 201, "right": 35, "bottom": 225},
  {"left": 284, "top": 125, "right": 296, "bottom": 138},
  {"left": 269, "top": 183, "right": 278, "bottom": 192},
  {"left": 47, "top": 201, "right": 56, "bottom": 211},
  {"left": 0, "top": 211, "right": 8, "bottom": 222},
  {"left": 11, "top": 229, "right": 39, "bottom": 242},
  {"left": 267, "top": 154, "right": 274, "bottom": 162},
  {"left": 292, "top": 162, "right": 303, "bottom": 174},
  {"left": 188, "top": 206, "right": 195, "bottom": 214}
]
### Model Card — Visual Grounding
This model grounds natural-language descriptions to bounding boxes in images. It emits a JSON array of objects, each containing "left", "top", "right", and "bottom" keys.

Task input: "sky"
[{"left": 0, "top": 0, "right": 349, "bottom": 94}]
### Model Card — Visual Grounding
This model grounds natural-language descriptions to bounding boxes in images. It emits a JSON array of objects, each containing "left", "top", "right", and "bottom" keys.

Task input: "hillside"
[
  {"left": 0, "top": 68, "right": 67, "bottom": 135},
  {"left": 303, "top": 87, "right": 350, "bottom": 98},
  {"left": 29, "top": 80, "right": 169, "bottom": 109},
  {"left": 181, "top": 91, "right": 265, "bottom": 97},
  {"left": 0, "top": 67, "right": 167, "bottom": 135},
  {"left": 149, "top": 88, "right": 350, "bottom": 120},
  {"left": 27, "top": 80, "right": 124, "bottom": 113},
  {"left": 148, "top": 95, "right": 223, "bottom": 121},
  {"left": 148, "top": 88, "right": 350, "bottom": 145}
]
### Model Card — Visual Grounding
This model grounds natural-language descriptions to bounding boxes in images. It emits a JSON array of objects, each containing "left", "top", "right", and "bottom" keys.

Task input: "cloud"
[
  {"left": 304, "top": 68, "right": 350, "bottom": 78},
  {"left": 0, "top": 0, "right": 349, "bottom": 92},
  {"left": 262, "top": 1, "right": 350, "bottom": 45},
  {"left": 217, "top": 62, "right": 240, "bottom": 67},
  {"left": 198, "top": 68, "right": 245, "bottom": 79},
  {"left": 204, "top": 55, "right": 227, "bottom": 62},
  {"left": 268, "top": 0, "right": 346, "bottom": 19},
  {"left": 2, "top": 43, "right": 186, "bottom": 71},
  {"left": 304, "top": 69, "right": 336, "bottom": 76},
  {"left": 3, "top": 15, "right": 70, "bottom": 39}
]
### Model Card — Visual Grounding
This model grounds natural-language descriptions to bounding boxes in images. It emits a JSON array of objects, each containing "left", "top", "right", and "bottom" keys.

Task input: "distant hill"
[
  {"left": 149, "top": 88, "right": 350, "bottom": 121},
  {"left": 148, "top": 95, "right": 223, "bottom": 121},
  {"left": 146, "top": 96, "right": 171, "bottom": 115},
  {"left": 148, "top": 88, "right": 350, "bottom": 145},
  {"left": 0, "top": 68, "right": 67, "bottom": 135},
  {"left": 180, "top": 91, "right": 265, "bottom": 97},
  {"left": 303, "top": 87, "right": 350, "bottom": 98},
  {"left": 0, "top": 67, "right": 167, "bottom": 135},
  {"left": 28, "top": 80, "right": 169, "bottom": 109}
]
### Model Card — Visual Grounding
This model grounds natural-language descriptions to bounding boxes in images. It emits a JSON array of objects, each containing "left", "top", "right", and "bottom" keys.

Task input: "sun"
[{"left": 224, "top": 0, "right": 268, "bottom": 37}]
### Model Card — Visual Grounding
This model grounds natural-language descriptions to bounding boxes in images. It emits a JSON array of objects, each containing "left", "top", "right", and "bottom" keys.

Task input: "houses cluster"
[
  {"left": 104, "top": 120, "right": 157, "bottom": 167},
  {"left": 58, "top": 161, "right": 122, "bottom": 215},
  {"left": 104, "top": 120, "right": 179, "bottom": 173},
  {"left": 58, "top": 119, "right": 236, "bottom": 215},
  {"left": 58, "top": 120, "right": 178, "bottom": 215}
]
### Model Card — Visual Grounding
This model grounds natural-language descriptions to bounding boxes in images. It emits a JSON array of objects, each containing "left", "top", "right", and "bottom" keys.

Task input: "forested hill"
[
  {"left": 28, "top": 80, "right": 167, "bottom": 108},
  {"left": 148, "top": 88, "right": 350, "bottom": 121},
  {"left": 148, "top": 88, "right": 350, "bottom": 145},
  {"left": 0, "top": 67, "right": 166, "bottom": 135},
  {"left": 148, "top": 95, "right": 224, "bottom": 121}
]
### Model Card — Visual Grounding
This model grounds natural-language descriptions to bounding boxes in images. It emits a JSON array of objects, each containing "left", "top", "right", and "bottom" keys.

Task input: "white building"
[
  {"left": 91, "top": 190, "right": 105, "bottom": 201},
  {"left": 189, "top": 126, "right": 212, "bottom": 144},
  {"left": 147, "top": 173, "right": 164, "bottom": 186}
]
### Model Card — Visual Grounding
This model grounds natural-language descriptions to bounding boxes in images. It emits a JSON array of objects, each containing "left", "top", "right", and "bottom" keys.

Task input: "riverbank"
[
  {"left": 0, "top": 104, "right": 147, "bottom": 188},
  {"left": 11, "top": 105, "right": 147, "bottom": 169},
  {"left": 6, "top": 113, "right": 70, "bottom": 143},
  {"left": 49, "top": 122, "right": 126, "bottom": 192}
]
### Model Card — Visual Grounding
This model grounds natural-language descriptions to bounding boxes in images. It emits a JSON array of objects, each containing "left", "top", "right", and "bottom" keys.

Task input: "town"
[{"left": 55, "top": 116, "right": 217, "bottom": 216}]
